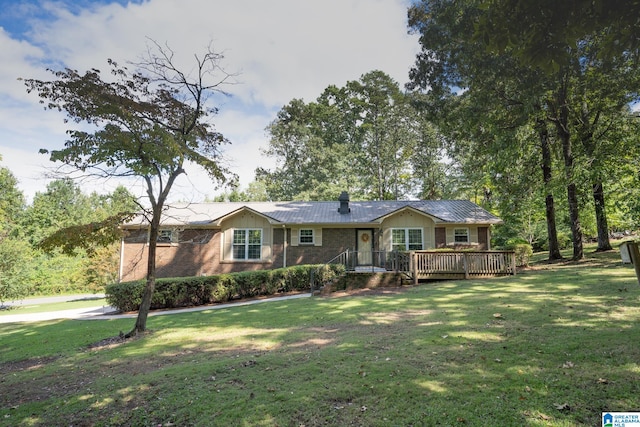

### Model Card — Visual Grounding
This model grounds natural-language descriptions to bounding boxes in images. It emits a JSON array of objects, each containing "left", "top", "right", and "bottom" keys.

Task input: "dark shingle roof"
[{"left": 130, "top": 199, "right": 501, "bottom": 227}]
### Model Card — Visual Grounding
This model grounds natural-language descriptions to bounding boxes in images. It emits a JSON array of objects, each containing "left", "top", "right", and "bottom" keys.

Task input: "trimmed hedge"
[
  {"left": 106, "top": 264, "right": 345, "bottom": 312},
  {"left": 503, "top": 243, "right": 533, "bottom": 266}
]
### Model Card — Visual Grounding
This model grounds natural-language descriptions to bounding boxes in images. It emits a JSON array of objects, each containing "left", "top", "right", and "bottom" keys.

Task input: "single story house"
[{"left": 119, "top": 192, "right": 502, "bottom": 282}]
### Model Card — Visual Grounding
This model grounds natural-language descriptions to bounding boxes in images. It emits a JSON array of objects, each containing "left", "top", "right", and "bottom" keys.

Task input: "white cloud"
[{"left": 0, "top": 0, "right": 419, "bottom": 202}]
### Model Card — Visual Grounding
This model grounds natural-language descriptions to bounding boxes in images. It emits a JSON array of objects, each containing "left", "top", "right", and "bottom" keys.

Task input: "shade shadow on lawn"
[{"left": 1, "top": 252, "right": 639, "bottom": 426}]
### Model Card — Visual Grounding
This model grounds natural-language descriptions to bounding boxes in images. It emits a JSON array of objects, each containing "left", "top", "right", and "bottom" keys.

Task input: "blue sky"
[{"left": 0, "top": 0, "right": 418, "bottom": 202}]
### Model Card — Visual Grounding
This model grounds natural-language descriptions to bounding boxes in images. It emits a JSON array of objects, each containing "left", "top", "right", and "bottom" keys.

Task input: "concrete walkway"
[{"left": 0, "top": 293, "right": 312, "bottom": 324}]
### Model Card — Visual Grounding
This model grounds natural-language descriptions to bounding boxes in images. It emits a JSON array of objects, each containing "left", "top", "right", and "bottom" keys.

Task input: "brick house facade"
[{"left": 119, "top": 194, "right": 502, "bottom": 282}]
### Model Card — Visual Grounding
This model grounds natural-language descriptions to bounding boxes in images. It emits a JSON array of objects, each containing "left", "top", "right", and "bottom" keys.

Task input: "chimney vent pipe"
[{"left": 338, "top": 191, "right": 350, "bottom": 214}]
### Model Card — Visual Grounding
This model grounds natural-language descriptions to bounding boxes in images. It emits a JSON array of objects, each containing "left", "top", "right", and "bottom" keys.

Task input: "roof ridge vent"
[{"left": 338, "top": 191, "right": 350, "bottom": 214}]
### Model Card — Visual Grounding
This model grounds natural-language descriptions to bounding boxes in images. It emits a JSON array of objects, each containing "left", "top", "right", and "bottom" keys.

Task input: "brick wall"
[
  {"left": 121, "top": 226, "right": 372, "bottom": 281},
  {"left": 121, "top": 227, "right": 280, "bottom": 281},
  {"left": 286, "top": 228, "right": 359, "bottom": 265},
  {"left": 120, "top": 229, "right": 225, "bottom": 281}
]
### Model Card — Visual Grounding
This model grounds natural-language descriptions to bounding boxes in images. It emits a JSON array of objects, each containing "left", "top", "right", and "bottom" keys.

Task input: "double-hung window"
[
  {"left": 156, "top": 229, "right": 175, "bottom": 244},
  {"left": 299, "top": 229, "right": 314, "bottom": 245},
  {"left": 454, "top": 228, "right": 469, "bottom": 243},
  {"left": 391, "top": 228, "right": 423, "bottom": 251},
  {"left": 233, "top": 229, "right": 262, "bottom": 260}
]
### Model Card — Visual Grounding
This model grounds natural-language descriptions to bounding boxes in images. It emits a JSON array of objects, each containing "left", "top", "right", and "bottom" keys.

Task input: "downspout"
[
  {"left": 118, "top": 234, "right": 125, "bottom": 282},
  {"left": 282, "top": 224, "right": 287, "bottom": 268}
]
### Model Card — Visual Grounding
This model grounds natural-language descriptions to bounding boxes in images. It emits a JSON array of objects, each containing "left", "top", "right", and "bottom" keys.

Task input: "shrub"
[
  {"left": 506, "top": 243, "right": 533, "bottom": 267},
  {"left": 105, "top": 264, "right": 343, "bottom": 312},
  {"left": 105, "top": 280, "right": 144, "bottom": 312},
  {"left": 0, "top": 238, "right": 34, "bottom": 304}
]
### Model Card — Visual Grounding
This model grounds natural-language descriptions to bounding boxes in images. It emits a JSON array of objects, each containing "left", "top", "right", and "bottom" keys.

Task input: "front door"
[
  {"left": 435, "top": 227, "right": 446, "bottom": 248},
  {"left": 478, "top": 227, "right": 488, "bottom": 250},
  {"left": 357, "top": 229, "right": 373, "bottom": 265}
]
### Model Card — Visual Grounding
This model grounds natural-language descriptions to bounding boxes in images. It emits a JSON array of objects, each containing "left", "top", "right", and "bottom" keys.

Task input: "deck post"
[
  {"left": 628, "top": 242, "right": 640, "bottom": 287},
  {"left": 510, "top": 252, "right": 517, "bottom": 275},
  {"left": 463, "top": 253, "right": 470, "bottom": 279},
  {"left": 412, "top": 251, "right": 418, "bottom": 285}
]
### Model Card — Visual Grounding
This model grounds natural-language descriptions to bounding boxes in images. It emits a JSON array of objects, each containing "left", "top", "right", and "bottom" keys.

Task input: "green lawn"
[
  {"left": 1, "top": 248, "right": 639, "bottom": 426},
  {"left": 0, "top": 298, "right": 108, "bottom": 315}
]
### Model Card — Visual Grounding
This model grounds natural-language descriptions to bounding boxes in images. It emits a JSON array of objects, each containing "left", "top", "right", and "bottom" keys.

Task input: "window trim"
[
  {"left": 232, "top": 228, "right": 263, "bottom": 260},
  {"left": 154, "top": 228, "right": 177, "bottom": 246},
  {"left": 454, "top": 227, "right": 470, "bottom": 244},
  {"left": 391, "top": 228, "right": 423, "bottom": 251},
  {"left": 299, "top": 229, "right": 314, "bottom": 245}
]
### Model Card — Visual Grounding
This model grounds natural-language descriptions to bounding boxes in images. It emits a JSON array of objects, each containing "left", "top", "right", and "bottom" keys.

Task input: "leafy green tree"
[
  {"left": 407, "top": 0, "right": 640, "bottom": 260},
  {"left": 211, "top": 181, "right": 270, "bottom": 202},
  {"left": 19, "top": 180, "right": 137, "bottom": 294},
  {"left": 407, "top": 99, "right": 453, "bottom": 199},
  {"left": 257, "top": 94, "right": 358, "bottom": 201},
  {"left": 408, "top": 0, "right": 567, "bottom": 259},
  {"left": 0, "top": 237, "right": 33, "bottom": 305},
  {"left": 0, "top": 159, "right": 31, "bottom": 305},
  {"left": 475, "top": 0, "right": 640, "bottom": 70},
  {"left": 259, "top": 71, "right": 445, "bottom": 201},
  {"left": 472, "top": 2, "right": 640, "bottom": 254},
  {"left": 0, "top": 160, "right": 25, "bottom": 236},
  {"left": 23, "top": 42, "right": 235, "bottom": 337},
  {"left": 20, "top": 178, "right": 91, "bottom": 246},
  {"left": 345, "top": 71, "right": 415, "bottom": 200}
]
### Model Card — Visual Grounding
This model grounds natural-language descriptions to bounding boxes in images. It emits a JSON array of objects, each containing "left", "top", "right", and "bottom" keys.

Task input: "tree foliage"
[
  {"left": 0, "top": 163, "right": 25, "bottom": 236},
  {"left": 257, "top": 70, "right": 449, "bottom": 201},
  {"left": 0, "top": 161, "right": 31, "bottom": 305},
  {"left": 23, "top": 41, "right": 235, "bottom": 336},
  {"left": 407, "top": 0, "right": 640, "bottom": 259},
  {"left": 0, "top": 237, "right": 33, "bottom": 305},
  {"left": 475, "top": 0, "right": 640, "bottom": 70}
]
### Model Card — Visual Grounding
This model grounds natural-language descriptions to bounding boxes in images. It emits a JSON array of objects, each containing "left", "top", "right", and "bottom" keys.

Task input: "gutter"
[
  {"left": 118, "top": 235, "right": 125, "bottom": 282},
  {"left": 282, "top": 224, "right": 287, "bottom": 268}
]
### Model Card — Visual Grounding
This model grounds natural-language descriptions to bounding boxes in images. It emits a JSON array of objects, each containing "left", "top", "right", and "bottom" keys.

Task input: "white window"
[
  {"left": 299, "top": 229, "right": 314, "bottom": 244},
  {"left": 391, "top": 228, "right": 423, "bottom": 251},
  {"left": 233, "top": 229, "right": 262, "bottom": 260},
  {"left": 454, "top": 228, "right": 469, "bottom": 243},
  {"left": 156, "top": 229, "right": 175, "bottom": 244}
]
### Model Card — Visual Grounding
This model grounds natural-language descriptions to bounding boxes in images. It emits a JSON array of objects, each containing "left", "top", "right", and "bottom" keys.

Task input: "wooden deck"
[
  {"left": 325, "top": 249, "right": 516, "bottom": 283},
  {"left": 408, "top": 250, "right": 516, "bottom": 283}
]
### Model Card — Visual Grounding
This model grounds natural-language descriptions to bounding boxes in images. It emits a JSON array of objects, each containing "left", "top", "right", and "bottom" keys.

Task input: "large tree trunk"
[
  {"left": 566, "top": 181, "right": 584, "bottom": 260},
  {"left": 126, "top": 169, "right": 180, "bottom": 338},
  {"left": 554, "top": 74, "right": 583, "bottom": 260},
  {"left": 578, "top": 105, "right": 612, "bottom": 252},
  {"left": 592, "top": 181, "right": 613, "bottom": 251},
  {"left": 538, "top": 119, "right": 563, "bottom": 260},
  {"left": 126, "top": 210, "right": 160, "bottom": 337}
]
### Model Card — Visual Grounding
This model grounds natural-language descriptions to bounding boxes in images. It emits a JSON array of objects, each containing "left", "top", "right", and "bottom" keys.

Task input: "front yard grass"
[
  {"left": 1, "top": 247, "right": 639, "bottom": 426},
  {"left": 0, "top": 298, "right": 108, "bottom": 316}
]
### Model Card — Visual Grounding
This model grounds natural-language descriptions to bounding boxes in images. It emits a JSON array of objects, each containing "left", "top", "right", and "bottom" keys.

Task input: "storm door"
[{"left": 357, "top": 229, "right": 373, "bottom": 265}]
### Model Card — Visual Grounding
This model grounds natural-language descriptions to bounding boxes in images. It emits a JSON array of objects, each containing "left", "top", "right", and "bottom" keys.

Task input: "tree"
[
  {"left": 0, "top": 160, "right": 31, "bottom": 305},
  {"left": 258, "top": 71, "right": 444, "bottom": 201},
  {"left": 0, "top": 160, "right": 25, "bottom": 236},
  {"left": 19, "top": 179, "right": 138, "bottom": 293},
  {"left": 407, "top": 0, "right": 640, "bottom": 260},
  {"left": 20, "top": 178, "right": 91, "bottom": 246},
  {"left": 408, "top": 0, "right": 567, "bottom": 259},
  {"left": 473, "top": 2, "right": 640, "bottom": 254},
  {"left": 475, "top": 0, "right": 640, "bottom": 70},
  {"left": 23, "top": 41, "right": 235, "bottom": 336},
  {"left": 0, "top": 237, "right": 33, "bottom": 306},
  {"left": 345, "top": 71, "right": 415, "bottom": 200}
]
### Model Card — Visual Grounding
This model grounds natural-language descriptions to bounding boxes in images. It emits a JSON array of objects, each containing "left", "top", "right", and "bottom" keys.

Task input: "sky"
[{"left": 0, "top": 0, "right": 420, "bottom": 203}]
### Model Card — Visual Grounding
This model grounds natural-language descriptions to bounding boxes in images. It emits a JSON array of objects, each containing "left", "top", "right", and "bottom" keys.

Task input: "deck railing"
[
  {"left": 322, "top": 249, "right": 410, "bottom": 272},
  {"left": 314, "top": 249, "right": 516, "bottom": 290},
  {"left": 410, "top": 250, "right": 516, "bottom": 282}
]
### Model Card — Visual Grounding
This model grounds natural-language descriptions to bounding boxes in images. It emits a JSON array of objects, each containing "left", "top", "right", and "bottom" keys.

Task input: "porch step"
[{"left": 353, "top": 266, "right": 387, "bottom": 273}]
